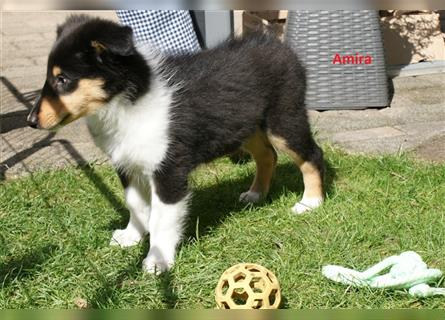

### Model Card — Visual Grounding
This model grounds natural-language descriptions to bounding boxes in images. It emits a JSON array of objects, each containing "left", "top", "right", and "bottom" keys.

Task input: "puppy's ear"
[{"left": 90, "top": 25, "right": 135, "bottom": 58}]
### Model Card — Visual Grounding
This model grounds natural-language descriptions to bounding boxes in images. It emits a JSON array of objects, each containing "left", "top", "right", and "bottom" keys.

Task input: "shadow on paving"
[
  {"left": 0, "top": 76, "right": 40, "bottom": 134},
  {"left": 1, "top": 77, "right": 125, "bottom": 215},
  {"left": 0, "top": 136, "right": 125, "bottom": 213},
  {"left": 1, "top": 131, "right": 57, "bottom": 179}
]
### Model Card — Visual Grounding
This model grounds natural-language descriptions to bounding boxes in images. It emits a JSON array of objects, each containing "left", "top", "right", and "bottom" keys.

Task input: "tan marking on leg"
[
  {"left": 242, "top": 129, "right": 277, "bottom": 196},
  {"left": 267, "top": 132, "right": 323, "bottom": 199},
  {"left": 299, "top": 162, "right": 323, "bottom": 199},
  {"left": 52, "top": 66, "right": 62, "bottom": 77}
]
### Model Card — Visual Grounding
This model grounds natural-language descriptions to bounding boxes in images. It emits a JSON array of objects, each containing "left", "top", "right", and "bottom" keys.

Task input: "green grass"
[{"left": 1, "top": 146, "right": 444, "bottom": 309}]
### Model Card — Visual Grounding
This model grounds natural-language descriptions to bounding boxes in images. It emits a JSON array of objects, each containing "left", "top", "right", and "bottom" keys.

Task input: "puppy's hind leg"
[
  {"left": 239, "top": 129, "right": 277, "bottom": 203},
  {"left": 268, "top": 132, "right": 324, "bottom": 214},
  {"left": 110, "top": 171, "right": 150, "bottom": 247}
]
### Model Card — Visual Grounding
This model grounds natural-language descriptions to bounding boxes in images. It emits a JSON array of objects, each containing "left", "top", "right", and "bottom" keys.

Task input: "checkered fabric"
[{"left": 117, "top": 10, "right": 201, "bottom": 55}]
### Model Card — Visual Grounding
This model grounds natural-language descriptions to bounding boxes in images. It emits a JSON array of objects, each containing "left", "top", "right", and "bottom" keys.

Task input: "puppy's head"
[{"left": 28, "top": 15, "right": 138, "bottom": 130}]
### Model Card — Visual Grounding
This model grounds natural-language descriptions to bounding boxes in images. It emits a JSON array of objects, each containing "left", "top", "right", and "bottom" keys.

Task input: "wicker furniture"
[{"left": 285, "top": 11, "right": 389, "bottom": 110}]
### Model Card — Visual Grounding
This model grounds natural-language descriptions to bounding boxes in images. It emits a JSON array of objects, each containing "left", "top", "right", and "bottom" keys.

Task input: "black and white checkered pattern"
[{"left": 117, "top": 10, "right": 201, "bottom": 55}]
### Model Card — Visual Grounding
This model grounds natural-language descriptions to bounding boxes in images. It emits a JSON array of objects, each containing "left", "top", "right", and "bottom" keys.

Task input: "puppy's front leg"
[
  {"left": 110, "top": 173, "right": 150, "bottom": 247},
  {"left": 142, "top": 176, "right": 189, "bottom": 274}
]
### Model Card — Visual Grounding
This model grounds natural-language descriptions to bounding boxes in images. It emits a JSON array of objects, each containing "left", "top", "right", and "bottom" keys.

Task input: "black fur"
[
  {"left": 153, "top": 34, "right": 322, "bottom": 204},
  {"left": 33, "top": 15, "right": 324, "bottom": 207},
  {"left": 47, "top": 15, "right": 150, "bottom": 103}
]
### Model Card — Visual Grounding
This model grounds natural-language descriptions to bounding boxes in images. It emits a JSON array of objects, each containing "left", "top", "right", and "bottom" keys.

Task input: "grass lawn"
[{"left": 1, "top": 146, "right": 444, "bottom": 309}]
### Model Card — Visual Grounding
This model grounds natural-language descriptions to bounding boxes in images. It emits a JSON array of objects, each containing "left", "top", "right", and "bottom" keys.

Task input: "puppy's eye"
[{"left": 56, "top": 75, "right": 68, "bottom": 86}]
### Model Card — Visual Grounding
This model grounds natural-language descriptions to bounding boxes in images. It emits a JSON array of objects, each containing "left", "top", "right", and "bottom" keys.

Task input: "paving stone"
[
  {"left": 413, "top": 134, "right": 445, "bottom": 163},
  {"left": 329, "top": 126, "right": 405, "bottom": 143}
]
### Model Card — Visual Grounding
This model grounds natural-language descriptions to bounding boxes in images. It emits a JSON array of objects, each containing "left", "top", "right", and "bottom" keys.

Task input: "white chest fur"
[{"left": 87, "top": 79, "right": 172, "bottom": 176}]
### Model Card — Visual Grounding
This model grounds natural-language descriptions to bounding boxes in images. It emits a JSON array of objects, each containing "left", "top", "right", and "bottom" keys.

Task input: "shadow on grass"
[
  {"left": 87, "top": 240, "right": 149, "bottom": 308},
  {"left": 90, "top": 157, "right": 336, "bottom": 309},
  {"left": 185, "top": 158, "right": 337, "bottom": 241},
  {"left": 54, "top": 139, "right": 127, "bottom": 218},
  {"left": 180, "top": 158, "right": 335, "bottom": 309},
  {"left": 87, "top": 240, "right": 178, "bottom": 309},
  {"left": 157, "top": 270, "right": 179, "bottom": 308},
  {"left": 0, "top": 244, "right": 58, "bottom": 289}
]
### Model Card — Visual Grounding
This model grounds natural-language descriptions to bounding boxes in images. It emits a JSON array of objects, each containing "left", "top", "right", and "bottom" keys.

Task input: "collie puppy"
[{"left": 28, "top": 15, "right": 324, "bottom": 273}]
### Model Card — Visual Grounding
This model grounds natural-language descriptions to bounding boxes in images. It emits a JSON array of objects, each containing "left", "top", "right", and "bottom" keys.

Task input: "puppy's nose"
[
  {"left": 28, "top": 94, "right": 42, "bottom": 129},
  {"left": 27, "top": 110, "right": 39, "bottom": 128}
]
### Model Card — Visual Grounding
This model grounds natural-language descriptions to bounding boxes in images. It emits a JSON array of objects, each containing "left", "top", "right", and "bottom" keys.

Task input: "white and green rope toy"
[{"left": 322, "top": 251, "right": 445, "bottom": 297}]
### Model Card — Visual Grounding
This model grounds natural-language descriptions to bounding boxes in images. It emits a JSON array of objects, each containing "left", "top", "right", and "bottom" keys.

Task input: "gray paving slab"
[
  {"left": 329, "top": 126, "right": 405, "bottom": 143},
  {"left": 311, "top": 73, "right": 445, "bottom": 161},
  {"left": 413, "top": 134, "right": 445, "bottom": 162}
]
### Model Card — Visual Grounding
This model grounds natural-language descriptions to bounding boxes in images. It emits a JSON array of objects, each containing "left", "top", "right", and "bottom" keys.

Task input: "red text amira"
[{"left": 332, "top": 53, "right": 372, "bottom": 64}]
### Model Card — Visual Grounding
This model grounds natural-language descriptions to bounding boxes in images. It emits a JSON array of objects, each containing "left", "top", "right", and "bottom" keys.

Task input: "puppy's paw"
[
  {"left": 110, "top": 228, "right": 144, "bottom": 247},
  {"left": 292, "top": 197, "right": 323, "bottom": 214},
  {"left": 142, "top": 252, "right": 173, "bottom": 275},
  {"left": 239, "top": 191, "right": 261, "bottom": 203}
]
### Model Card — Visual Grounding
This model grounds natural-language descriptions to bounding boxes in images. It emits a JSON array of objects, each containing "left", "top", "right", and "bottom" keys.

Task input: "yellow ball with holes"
[{"left": 215, "top": 263, "right": 281, "bottom": 309}]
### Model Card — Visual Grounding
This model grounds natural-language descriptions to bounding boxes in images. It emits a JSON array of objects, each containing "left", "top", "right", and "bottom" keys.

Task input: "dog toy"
[
  {"left": 215, "top": 263, "right": 281, "bottom": 309},
  {"left": 322, "top": 251, "right": 445, "bottom": 297}
]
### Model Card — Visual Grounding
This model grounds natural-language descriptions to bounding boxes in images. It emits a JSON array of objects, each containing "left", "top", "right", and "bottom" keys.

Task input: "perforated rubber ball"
[{"left": 215, "top": 263, "right": 281, "bottom": 309}]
